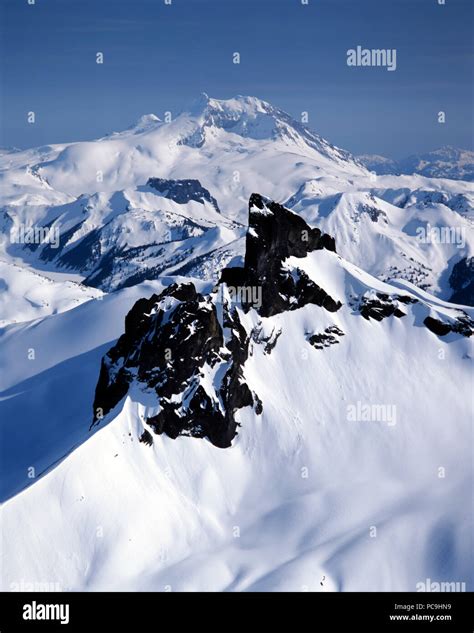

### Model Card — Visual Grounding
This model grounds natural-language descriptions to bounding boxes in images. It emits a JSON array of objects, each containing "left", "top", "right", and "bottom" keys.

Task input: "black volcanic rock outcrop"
[
  {"left": 358, "top": 293, "right": 409, "bottom": 321},
  {"left": 220, "top": 194, "right": 340, "bottom": 317},
  {"left": 424, "top": 314, "right": 473, "bottom": 338},
  {"left": 91, "top": 193, "right": 472, "bottom": 448},
  {"left": 92, "top": 281, "right": 254, "bottom": 448},
  {"left": 147, "top": 177, "right": 221, "bottom": 213},
  {"left": 92, "top": 194, "right": 341, "bottom": 447}
]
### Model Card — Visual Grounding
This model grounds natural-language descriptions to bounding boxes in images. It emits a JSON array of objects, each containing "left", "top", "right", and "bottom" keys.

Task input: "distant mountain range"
[{"left": 358, "top": 146, "right": 474, "bottom": 181}]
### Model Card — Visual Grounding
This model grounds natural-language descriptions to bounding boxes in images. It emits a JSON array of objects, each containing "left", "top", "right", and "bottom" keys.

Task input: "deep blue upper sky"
[{"left": 1, "top": 0, "right": 472, "bottom": 158}]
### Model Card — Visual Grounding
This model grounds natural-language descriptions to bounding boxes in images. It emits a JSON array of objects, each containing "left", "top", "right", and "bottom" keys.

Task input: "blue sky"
[{"left": 1, "top": 0, "right": 472, "bottom": 157}]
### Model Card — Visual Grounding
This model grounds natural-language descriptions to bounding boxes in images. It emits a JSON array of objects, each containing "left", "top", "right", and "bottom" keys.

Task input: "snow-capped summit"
[
  {"left": 183, "top": 93, "right": 281, "bottom": 141},
  {"left": 187, "top": 92, "right": 290, "bottom": 131},
  {"left": 180, "top": 93, "right": 359, "bottom": 165},
  {"left": 126, "top": 113, "right": 162, "bottom": 134},
  {"left": 0, "top": 94, "right": 368, "bottom": 211},
  {"left": 104, "top": 113, "right": 163, "bottom": 139}
]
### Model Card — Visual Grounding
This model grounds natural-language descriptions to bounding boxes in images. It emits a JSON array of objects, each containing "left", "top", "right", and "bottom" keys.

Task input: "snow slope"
[
  {"left": 0, "top": 260, "right": 102, "bottom": 327},
  {"left": 1, "top": 198, "right": 472, "bottom": 592},
  {"left": 286, "top": 185, "right": 474, "bottom": 300},
  {"left": 0, "top": 279, "right": 170, "bottom": 501}
]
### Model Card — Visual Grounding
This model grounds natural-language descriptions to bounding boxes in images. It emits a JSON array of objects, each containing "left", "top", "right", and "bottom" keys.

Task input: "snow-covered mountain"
[
  {"left": 2, "top": 196, "right": 472, "bottom": 592},
  {"left": 2, "top": 179, "right": 243, "bottom": 292},
  {"left": 357, "top": 153, "right": 399, "bottom": 176},
  {"left": 1, "top": 95, "right": 473, "bottom": 594},
  {"left": 285, "top": 183, "right": 474, "bottom": 301},
  {"left": 0, "top": 93, "right": 365, "bottom": 210},
  {"left": 1, "top": 95, "right": 472, "bottom": 302},
  {"left": 0, "top": 94, "right": 366, "bottom": 292},
  {"left": 359, "top": 146, "right": 474, "bottom": 181}
]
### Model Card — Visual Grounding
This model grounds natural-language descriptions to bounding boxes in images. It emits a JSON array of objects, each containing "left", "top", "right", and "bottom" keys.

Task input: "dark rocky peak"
[
  {"left": 92, "top": 194, "right": 343, "bottom": 447},
  {"left": 220, "top": 194, "right": 340, "bottom": 316},
  {"left": 147, "top": 177, "right": 221, "bottom": 213},
  {"left": 92, "top": 281, "right": 257, "bottom": 448},
  {"left": 245, "top": 193, "right": 336, "bottom": 271},
  {"left": 91, "top": 193, "right": 472, "bottom": 450}
]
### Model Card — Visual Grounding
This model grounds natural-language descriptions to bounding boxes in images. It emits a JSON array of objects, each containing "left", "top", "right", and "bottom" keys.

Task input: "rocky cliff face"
[
  {"left": 92, "top": 194, "right": 473, "bottom": 448},
  {"left": 220, "top": 194, "right": 340, "bottom": 317},
  {"left": 147, "top": 177, "right": 221, "bottom": 213},
  {"left": 92, "top": 194, "right": 341, "bottom": 446},
  {"left": 92, "top": 281, "right": 254, "bottom": 447},
  {"left": 449, "top": 257, "right": 474, "bottom": 306}
]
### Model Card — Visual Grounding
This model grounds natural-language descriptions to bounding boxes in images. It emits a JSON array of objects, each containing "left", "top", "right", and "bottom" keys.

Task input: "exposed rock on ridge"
[
  {"left": 91, "top": 193, "right": 473, "bottom": 449},
  {"left": 92, "top": 194, "right": 341, "bottom": 446}
]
